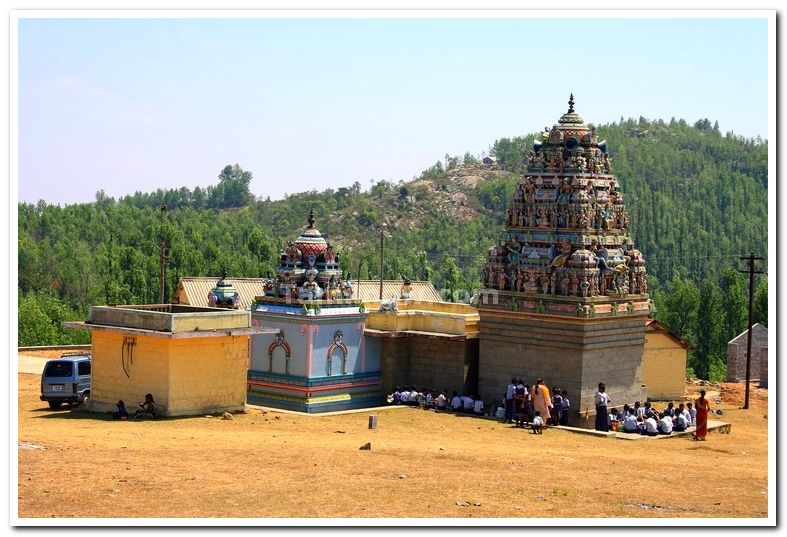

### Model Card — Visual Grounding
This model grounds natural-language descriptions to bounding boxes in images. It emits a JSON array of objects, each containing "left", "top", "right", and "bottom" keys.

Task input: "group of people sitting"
[
  {"left": 387, "top": 386, "right": 486, "bottom": 415},
  {"left": 112, "top": 393, "right": 158, "bottom": 420},
  {"left": 612, "top": 400, "right": 696, "bottom": 436}
]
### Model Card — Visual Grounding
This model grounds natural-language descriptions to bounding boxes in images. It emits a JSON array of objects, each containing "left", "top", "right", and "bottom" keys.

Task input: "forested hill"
[
  {"left": 19, "top": 118, "right": 769, "bottom": 371},
  {"left": 251, "top": 116, "right": 768, "bottom": 290}
]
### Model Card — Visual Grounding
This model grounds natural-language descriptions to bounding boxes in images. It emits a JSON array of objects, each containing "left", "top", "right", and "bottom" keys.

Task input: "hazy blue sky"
[{"left": 17, "top": 15, "right": 770, "bottom": 205}]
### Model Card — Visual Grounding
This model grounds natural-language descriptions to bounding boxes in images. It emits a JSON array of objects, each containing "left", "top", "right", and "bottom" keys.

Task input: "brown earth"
[{"left": 17, "top": 351, "right": 770, "bottom": 521}]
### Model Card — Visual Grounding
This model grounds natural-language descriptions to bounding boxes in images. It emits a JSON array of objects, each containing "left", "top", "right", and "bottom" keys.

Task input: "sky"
[{"left": 16, "top": 14, "right": 771, "bottom": 206}]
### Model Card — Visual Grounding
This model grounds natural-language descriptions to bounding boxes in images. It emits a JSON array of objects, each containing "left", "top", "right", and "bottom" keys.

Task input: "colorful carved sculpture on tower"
[
  {"left": 264, "top": 207, "right": 347, "bottom": 301},
  {"left": 480, "top": 94, "right": 649, "bottom": 317}
]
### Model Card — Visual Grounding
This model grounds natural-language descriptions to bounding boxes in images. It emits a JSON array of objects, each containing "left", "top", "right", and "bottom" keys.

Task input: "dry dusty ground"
[{"left": 17, "top": 351, "right": 770, "bottom": 521}]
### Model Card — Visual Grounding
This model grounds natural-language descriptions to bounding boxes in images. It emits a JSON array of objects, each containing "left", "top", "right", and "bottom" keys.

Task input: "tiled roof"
[
  {"left": 173, "top": 277, "right": 267, "bottom": 310},
  {"left": 353, "top": 280, "right": 443, "bottom": 303},
  {"left": 173, "top": 277, "right": 444, "bottom": 309}
]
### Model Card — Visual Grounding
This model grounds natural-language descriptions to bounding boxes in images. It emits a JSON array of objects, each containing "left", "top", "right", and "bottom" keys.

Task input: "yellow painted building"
[
  {"left": 65, "top": 304, "right": 262, "bottom": 417},
  {"left": 365, "top": 300, "right": 480, "bottom": 338},
  {"left": 642, "top": 319, "right": 690, "bottom": 401}
]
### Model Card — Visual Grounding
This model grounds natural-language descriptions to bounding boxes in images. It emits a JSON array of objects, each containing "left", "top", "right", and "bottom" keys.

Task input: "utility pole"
[
  {"left": 739, "top": 252, "right": 764, "bottom": 409},
  {"left": 159, "top": 205, "right": 171, "bottom": 304},
  {"left": 378, "top": 224, "right": 387, "bottom": 300},
  {"left": 357, "top": 259, "right": 363, "bottom": 302}
]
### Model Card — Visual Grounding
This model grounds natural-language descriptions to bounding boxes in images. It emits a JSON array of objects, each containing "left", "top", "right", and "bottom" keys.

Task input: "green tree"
[
  {"left": 693, "top": 280, "right": 724, "bottom": 381},
  {"left": 654, "top": 278, "right": 699, "bottom": 347},
  {"left": 753, "top": 277, "right": 768, "bottom": 327},
  {"left": 443, "top": 257, "right": 462, "bottom": 303},
  {"left": 18, "top": 294, "right": 58, "bottom": 346},
  {"left": 719, "top": 268, "right": 747, "bottom": 346},
  {"left": 209, "top": 164, "right": 253, "bottom": 209}
]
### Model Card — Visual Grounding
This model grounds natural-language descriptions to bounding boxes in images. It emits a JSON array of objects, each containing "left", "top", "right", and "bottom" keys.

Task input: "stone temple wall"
[{"left": 478, "top": 310, "right": 647, "bottom": 426}]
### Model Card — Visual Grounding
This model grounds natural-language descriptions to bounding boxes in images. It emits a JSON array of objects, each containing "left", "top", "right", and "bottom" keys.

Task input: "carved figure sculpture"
[{"left": 555, "top": 178, "right": 573, "bottom": 205}]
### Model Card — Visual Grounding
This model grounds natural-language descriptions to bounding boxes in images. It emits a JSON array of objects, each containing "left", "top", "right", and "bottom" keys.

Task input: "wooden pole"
[{"left": 739, "top": 252, "right": 764, "bottom": 410}]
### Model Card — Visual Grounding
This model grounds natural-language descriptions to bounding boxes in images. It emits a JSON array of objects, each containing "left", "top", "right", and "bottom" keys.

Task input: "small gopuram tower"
[
  {"left": 247, "top": 209, "right": 381, "bottom": 413},
  {"left": 477, "top": 95, "right": 650, "bottom": 426}
]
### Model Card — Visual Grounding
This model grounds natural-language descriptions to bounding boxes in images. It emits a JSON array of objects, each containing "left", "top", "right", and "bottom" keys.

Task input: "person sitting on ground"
[
  {"left": 134, "top": 393, "right": 158, "bottom": 419},
  {"left": 608, "top": 408, "right": 620, "bottom": 431},
  {"left": 450, "top": 391, "right": 462, "bottom": 412},
  {"left": 664, "top": 401, "right": 676, "bottom": 417},
  {"left": 643, "top": 413, "right": 659, "bottom": 436},
  {"left": 398, "top": 386, "right": 410, "bottom": 406},
  {"left": 424, "top": 389, "right": 435, "bottom": 409},
  {"left": 531, "top": 410, "right": 544, "bottom": 434},
  {"left": 392, "top": 386, "right": 403, "bottom": 405},
  {"left": 634, "top": 401, "right": 645, "bottom": 420},
  {"left": 678, "top": 403, "right": 691, "bottom": 428},
  {"left": 473, "top": 395, "right": 485, "bottom": 416},
  {"left": 435, "top": 389, "right": 448, "bottom": 411},
  {"left": 461, "top": 394, "right": 475, "bottom": 414},
  {"left": 408, "top": 386, "right": 420, "bottom": 406},
  {"left": 673, "top": 407, "right": 689, "bottom": 432},
  {"left": 622, "top": 405, "right": 639, "bottom": 433},
  {"left": 643, "top": 401, "right": 656, "bottom": 419},
  {"left": 687, "top": 401, "right": 697, "bottom": 427},
  {"left": 636, "top": 415, "right": 647, "bottom": 434},
  {"left": 112, "top": 400, "right": 128, "bottom": 420},
  {"left": 559, "top": 390, "right": 570, "bottom": 426},
  {"left": 416, "top": 387, "right": 428, "bottom": 407},
  {"left": 657, "top": 411, "right": 673, "bottom": 435},
  {"left": 403, "top": 385, "right": 415, "bottom": 406}
]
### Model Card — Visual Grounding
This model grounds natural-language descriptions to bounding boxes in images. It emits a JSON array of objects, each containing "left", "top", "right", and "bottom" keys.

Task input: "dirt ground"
[{"left": 16, "top": 351, "right": 771, "bottom": 521}]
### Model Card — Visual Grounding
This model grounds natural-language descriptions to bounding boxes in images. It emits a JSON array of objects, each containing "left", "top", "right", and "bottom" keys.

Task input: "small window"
[
  {"left": 78, "top": 361, "right": 91, "bottom": 376},
  {"left": 44, "top": 361, "right": 73, "bottom": 378}
]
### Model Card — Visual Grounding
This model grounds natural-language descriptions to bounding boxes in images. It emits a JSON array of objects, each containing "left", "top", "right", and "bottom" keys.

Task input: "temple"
[
  {"left": 245, "top": 209, "right": 380, "bottom": 413},
  {"left": 477, "top": 94, "right": 651, "bottom": 424}
]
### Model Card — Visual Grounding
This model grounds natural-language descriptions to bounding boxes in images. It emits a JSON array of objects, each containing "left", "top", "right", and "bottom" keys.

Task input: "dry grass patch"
[{"left": 17, "top": 367, "right": 769, "bottom": 520}]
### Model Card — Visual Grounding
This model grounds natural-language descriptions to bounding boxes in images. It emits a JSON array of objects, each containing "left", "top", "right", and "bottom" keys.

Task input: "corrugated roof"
[
  {"left": 173, "top": 277, "right": 267, "bottom": 310},
  {"left": 352, "top": 280, "right": 444, "bottom": 303},
  {"left": 173, "top": 277, "right": 444, "bottom": 308}
]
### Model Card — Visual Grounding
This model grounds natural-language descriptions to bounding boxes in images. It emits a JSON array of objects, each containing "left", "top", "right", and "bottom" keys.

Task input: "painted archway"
[
  {"left": 268, "top": 330, "right": 292, "bottom": 375},
  {"left": 326, "top": 330, "right": 349, "bottom": 376}
]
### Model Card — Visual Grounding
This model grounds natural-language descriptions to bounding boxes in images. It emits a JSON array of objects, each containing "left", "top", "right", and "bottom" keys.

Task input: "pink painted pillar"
[
  {"left": 302, "top": 324, "right": 321, "bottom": 378},
  {"left": 357, "top": 321, "right": 366, "bottom": 373},
  {"left": 301, "top": 324, "right": 313, "bottom": 377}
]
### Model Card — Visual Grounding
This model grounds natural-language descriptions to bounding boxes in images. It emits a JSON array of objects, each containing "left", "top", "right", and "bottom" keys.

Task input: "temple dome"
[
  {"left": 295, "top": 208, "right": 328, "bottom": 259},
  {"left": 557, "top": 93, "right": 587, "bottom": 127},
  {"left": 568, "top": 248, "right": 596, "bottom": 269}
]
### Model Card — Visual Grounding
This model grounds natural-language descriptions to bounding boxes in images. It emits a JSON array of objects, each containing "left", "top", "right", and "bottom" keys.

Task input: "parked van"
[{"left": 40, "top": 352, "right": 91, "bottom": 409}]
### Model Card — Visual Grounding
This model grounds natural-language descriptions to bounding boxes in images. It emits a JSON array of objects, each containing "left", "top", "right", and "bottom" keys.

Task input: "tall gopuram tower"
[
  {"left": 247, "top": 209, "right": 381, "bottom": 413},
  {"left": 477, "top": 95, "right": 651, "bottom": 426}
]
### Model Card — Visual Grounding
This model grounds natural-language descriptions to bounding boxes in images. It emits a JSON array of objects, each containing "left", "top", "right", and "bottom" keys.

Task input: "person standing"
[
  {"left": 559, "top": 390, "right": 571, "bottom": 426},
  {"left": 504, "top": 378, "right": 517, "bottom": 423},
  {"left": 694, "top": 390, "right": 711, "bottom": 441},
  {"left": 551, "top": 387, "right": 563, "bottom": 426},
  {"left": 594, "top": 382, "right": 611, "bottom": 432},
  {"left": 513, "top": 382, "right": 527, "bottom": 428},
  {"left": 531, "top": 378, "right": 552, "bottom": 426}
]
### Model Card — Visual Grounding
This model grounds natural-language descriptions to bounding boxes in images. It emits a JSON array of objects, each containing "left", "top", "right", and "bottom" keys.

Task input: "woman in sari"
[
  {"left": 531, "top": 379, "right": 553, "bottom": 427},
  {"left": 694, "top": 389, "right": 711, "bottom": 440}
]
